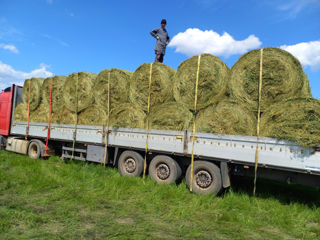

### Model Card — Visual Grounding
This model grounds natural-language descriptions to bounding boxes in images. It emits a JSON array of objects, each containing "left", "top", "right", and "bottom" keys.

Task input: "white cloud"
[
  {"left": 0, "top": 61, "right": 54, "bottom": 90},
  {"left": 168, "top": 28, "right": 262, "bottom": 57},
  {"left": 41, "top": 34, "right": 69, "bottom": 47},
  {"left": 280, "top": 41, "right": 320, "bottom": 71},
  {"left": 0, "top": 18, "right": 24, "bottom": 42},
  {"left": 0, "top": 43, "right": 19, "bottom": 53},
  {"left": 276, "top": 0, "right": 320, "bottom": 18}
]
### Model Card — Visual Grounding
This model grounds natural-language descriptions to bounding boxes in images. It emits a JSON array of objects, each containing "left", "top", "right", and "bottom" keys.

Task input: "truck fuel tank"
[{"left": 6, "top": 137, "right": 29, "bottom": 155}]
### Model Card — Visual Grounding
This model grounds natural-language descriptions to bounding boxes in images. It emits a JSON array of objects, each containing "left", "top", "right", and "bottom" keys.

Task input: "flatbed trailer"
[{"left": 1, "top": 84, "right": 320, "bottom": 195}]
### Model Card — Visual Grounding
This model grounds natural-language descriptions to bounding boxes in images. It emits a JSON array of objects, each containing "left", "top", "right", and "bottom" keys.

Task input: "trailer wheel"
[
  {"left": 118, "top": 150, "right": 144, "bottom": 177},
  {"left": 186, "top": 161, "right": 222, "bottom": 195},
  {"left": 148, "top": 155, "right": 182, "bottom": 184},
  {"left": 28, "top": 141, "right": 41, "bottom": 159}
]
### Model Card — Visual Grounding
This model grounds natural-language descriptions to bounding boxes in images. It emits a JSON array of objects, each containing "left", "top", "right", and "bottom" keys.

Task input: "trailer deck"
[{"left": 10, "top": 121, "right": 320, "bottom": 175}]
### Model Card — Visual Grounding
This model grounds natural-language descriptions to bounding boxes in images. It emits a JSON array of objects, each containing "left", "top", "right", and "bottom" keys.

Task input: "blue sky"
[{"left": 0, "top": 0, "right": 319, "bottom": 99}]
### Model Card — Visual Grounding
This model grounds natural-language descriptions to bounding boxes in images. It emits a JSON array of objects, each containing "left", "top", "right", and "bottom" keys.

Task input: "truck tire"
[
  {"left": 118, "top": 150, "right": 144, "bottom": 177},
  {"left": 185, "top": 161, "right": 222, "bottom": 195},
  {"left": 28, "top": 141, "right": 41, "bottom": 159},
  {"left": 148, "top": 155, "right": 182, "bottom": 184}
]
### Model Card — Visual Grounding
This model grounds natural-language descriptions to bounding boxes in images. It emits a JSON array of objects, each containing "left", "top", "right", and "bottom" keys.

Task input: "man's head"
[{"left": 161, "top": 19, "right": 167, "bottom": 29}]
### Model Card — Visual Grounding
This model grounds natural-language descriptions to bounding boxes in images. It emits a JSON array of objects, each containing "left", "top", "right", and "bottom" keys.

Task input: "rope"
[
  {"left": 103, "top": 71, "right": 111, "bottom": 167},
  {"left": 44, "top": 77, "right": 53, "bottom": 157},
  {"left": 142, "top": 63, "right": 153, "bottom": 181},
  {"left": 25, "top": 79, "right": 31, "bottom": 139},
  {"left": 253, "top": 48, "right": 263, "bottom": 196},
  {"left": 190, "top": 54, "right": 201, "bottom": 192},
  {"left": 71, "top": 74, "right": 79, "bottom": 161}
]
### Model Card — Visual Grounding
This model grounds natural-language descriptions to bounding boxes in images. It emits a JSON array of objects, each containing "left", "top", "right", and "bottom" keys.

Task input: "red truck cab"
[{"left": 0, "top": 84, "right": 22, "bottom": 136}]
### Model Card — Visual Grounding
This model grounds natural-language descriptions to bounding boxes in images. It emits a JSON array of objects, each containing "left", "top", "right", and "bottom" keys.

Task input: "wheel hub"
[
  {"left": 30, "top": 144, "right": 38, "bottom": 158},
  {"left": 124, "top": 158, "right": 136, "bottom": 173},
  {"left": 195, "top": 170, "right": 212, "bottom": 188},
  {"left": 156, "top": 163, "right": 170, "bottom": 180}
]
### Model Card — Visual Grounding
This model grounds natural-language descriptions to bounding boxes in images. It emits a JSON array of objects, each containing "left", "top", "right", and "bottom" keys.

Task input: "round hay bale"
[
  {"left": 229, "top": 47, "right": 312, "bottom": 111},
  {"left": 129, "top": 63, "right": 176, "bottom": 112},
  {"left": 260, "top": 98, "right": 320, "bottom": 148},
  {"left": 14, "top": 103, "right": 28, "bottom": 122},
  {"left": 195, "top": 100, "right": 256, "bottom": 136},
  {"left": 94, "top": 68, "right": 132, "bottom": 110},
  {"left": 147, "top": 102, "right": 193, "bottom": 131},
  {"left": 29, "top": 103, "right": 49, "bottom": 123},
  {"left": 22, "top": 78, "right": 45, "bottom": 111},
  {"left": 63, "top": 72, "right": 97, "bottom": 113},
  {"left": 78, "top": 104, "right": 107, "bottom": 126},
  {"left": 42, "top": 76, "right": 67, "bottom": 113},
  {"left": 173, "top": 54, "right": 229, "bottom": 111},
  {"left": 302, "top": 72, "right": 312, "bottom": 97},
  {"left": 51, "top": 106, "right": 76, "bottom": 124},
  {"left": 110, "top": 103, "right": 146, "bottom": 129}
]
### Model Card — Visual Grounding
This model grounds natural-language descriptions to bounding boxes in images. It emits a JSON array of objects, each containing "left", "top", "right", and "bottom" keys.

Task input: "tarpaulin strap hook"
[
  {"left": 26, "top": 79, "right": 31, "bottom": 139},
  {"left": 190, "top": 54, "right": 201, "bottom": 192},
  {"left": 253, "top": 48, "right": 263, "bottom": 196},
  {"left": 44, "top": 77, "right": 53, "bottom": 157},
  {"left": 103, "top": 71, "right": 111, "bottom": 167},
  {"left": 71, "top": 74, "right": 79, "bottom": 161},
  {"left": 143, "top": 63, "right": 153, "bottom": 182}
]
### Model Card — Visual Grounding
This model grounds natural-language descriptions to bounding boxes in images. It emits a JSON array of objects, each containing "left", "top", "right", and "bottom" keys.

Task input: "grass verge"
[{"left": 0, "top": 150, "right": 319, "bottom": 239}]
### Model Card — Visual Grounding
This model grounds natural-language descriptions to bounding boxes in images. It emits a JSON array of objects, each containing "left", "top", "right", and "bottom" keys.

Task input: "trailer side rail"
[{"left": 10, "top": 121, "right": 320, "bottom": 175}]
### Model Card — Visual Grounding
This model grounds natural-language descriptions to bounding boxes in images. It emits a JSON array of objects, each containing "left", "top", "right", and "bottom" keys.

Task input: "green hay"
[
  {"left": 110, "top": 103, "right": 146, "bottom": 129},
  {"left": 78, "top": 104, "right": 107, "bottom": 126},
  {"left": 29, "top": 103, "right": 49, "bottom": 123},
  {"left": 14, "top": 102, "right": 49, "bottom": 123},
  {"left": 63, "top": 72, "right": 97, "bottom": 113},
  {"left": 22, "top": 78, "right": 45, "bottom": 111},
  {"left": 260, "top": 98, "right": 320, "bottom": 148},
  {"left": 195, "top": 100, "right": 256, "bottom": 136},
  {"left": 129, "top": 63, "right": 176, "bottom": 112},
  {"left": 42, "top": 76, "right": 67, "bottom": 113},
  {"left": 173, "top": 54, "right": 229, "bottom": 111},
  {"left": 13, "top": 103, "right": 28, "bottom": 122},
  {"left": 51, "top": 106, "right": 76, "bottom": 125},
  {"left": 229, "top": 47, "right": 312, "bottom": 111},
  {"left": 147, "top": 102, "right": 193, "bottom": 131},
  {"left": 94, "top": 68, "right": 132, "bottom": 111}
]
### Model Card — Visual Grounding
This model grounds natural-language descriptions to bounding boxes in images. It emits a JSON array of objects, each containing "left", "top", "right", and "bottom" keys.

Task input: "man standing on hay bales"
[{"left": 150, "top": 19, "right": 169, "bottom": 63}]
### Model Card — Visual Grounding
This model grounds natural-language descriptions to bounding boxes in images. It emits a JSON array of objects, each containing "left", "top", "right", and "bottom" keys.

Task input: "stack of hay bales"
[
  {"left": 260, "top": 98, "right": 320, "bottom": 148},
  {"left": 229, "top": 47, "right": 311, "bottom": 111},
  {"left": 227, "top": 47, "right": 318, "bottom": 147},
  {"left": 13, "top": 48, "right": 320, "bottom": 147},
  {"left": 193, "top": 48, "right": 318, "bottom": 147},
  {"left": 174, "top": 54, "right": 229, "bottom": 111},
  {"left": 15, "top": 73, "right": 98, "bottom": 125}
]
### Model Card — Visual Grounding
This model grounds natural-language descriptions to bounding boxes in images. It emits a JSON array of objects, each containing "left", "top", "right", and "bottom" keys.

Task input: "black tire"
[
  {"left": 185, "top": 161, "right": 222, "bottom": 195},
  {"left": 175, "top": 161, "right": 182, "bottom": 179},
  {"left": 148, "top": 155, "right": 182, "bottom": 184},
  {"left": 118, "top": 150, "right": 144, "bottom": 177},
  {"left": 28, "top": 141, "right": 41, "bottom": 159}
]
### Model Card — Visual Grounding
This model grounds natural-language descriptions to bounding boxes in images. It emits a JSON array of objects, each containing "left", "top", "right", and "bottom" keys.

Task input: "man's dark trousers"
[{"left": 155, "top": 51, "right": 164, "bottom": 63}]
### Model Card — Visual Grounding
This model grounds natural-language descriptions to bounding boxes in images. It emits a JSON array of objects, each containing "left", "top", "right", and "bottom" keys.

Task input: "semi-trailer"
[{"left": 1, "top": 84, "right": 319, "bottom": 195}]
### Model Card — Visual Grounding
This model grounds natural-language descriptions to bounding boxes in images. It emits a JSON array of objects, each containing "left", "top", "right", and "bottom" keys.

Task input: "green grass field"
[{"left": 0, "top": 150, "right": 320, "bottom": 240}]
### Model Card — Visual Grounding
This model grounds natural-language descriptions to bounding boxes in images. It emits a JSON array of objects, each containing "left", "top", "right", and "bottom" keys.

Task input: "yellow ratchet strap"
[
  {"left": 190, "top": 54, "right": 201, "bottom": 192},
  {"left": 71, "top": 73, "right": 79, "bottom": 161},
  {"left": 142, "top": 63, "right": 153, "bottom": 181},
  {"left": 26, "top": 79, "right": 31, "bottom": 139},
  {"left": 253, "top": 48, "right": 263, "bottom": 196},
  {"left": 103, "top": 71, "right": 111, "bottom": 167}
]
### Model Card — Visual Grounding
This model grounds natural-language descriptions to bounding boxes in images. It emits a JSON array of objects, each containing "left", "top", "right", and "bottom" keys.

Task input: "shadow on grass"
[
  {"left": 228, "top": 176, "right": 320, "bottom": 207},
  {"left": 52, "top": 156, "right": 320, "bottom": 207}
]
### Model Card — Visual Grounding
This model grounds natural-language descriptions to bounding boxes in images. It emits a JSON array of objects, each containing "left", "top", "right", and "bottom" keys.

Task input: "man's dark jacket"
[{"left": 150, "top": 28, "right": 170, "bottom": 55}]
